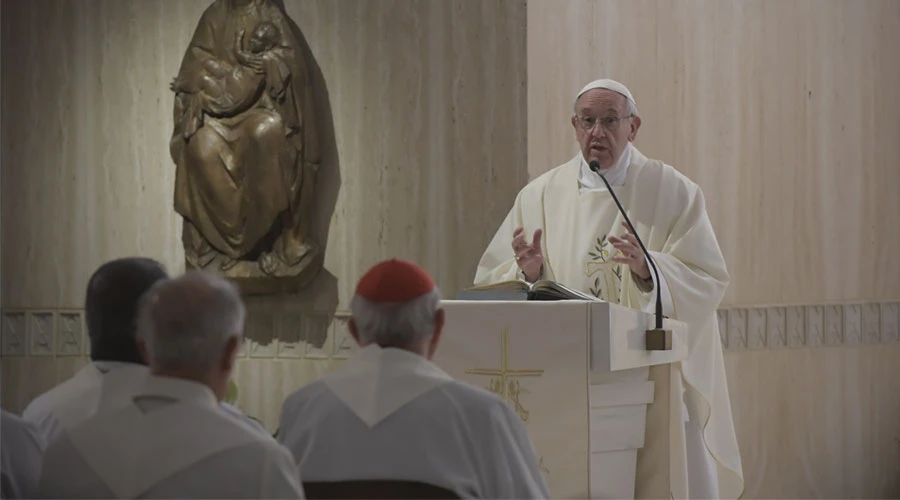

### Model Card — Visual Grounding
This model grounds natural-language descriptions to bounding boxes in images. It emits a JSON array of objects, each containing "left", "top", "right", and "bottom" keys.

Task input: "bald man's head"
[
  {"left": 137, "top": 272, "right": 245, "bottom": 396},
  {"left": 85, "top": 257, "right": 168, "bottom": 363}
]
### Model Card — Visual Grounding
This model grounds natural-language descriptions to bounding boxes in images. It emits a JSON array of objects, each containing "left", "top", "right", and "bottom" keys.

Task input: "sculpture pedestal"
[{"left": 185, "top": 250, "right": 322, "bottom": 296}]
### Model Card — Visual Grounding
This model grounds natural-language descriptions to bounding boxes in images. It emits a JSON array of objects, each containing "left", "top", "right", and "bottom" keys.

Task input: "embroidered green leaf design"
[{"left": 594, "top": 277, "right": 600, "bottom": 288}]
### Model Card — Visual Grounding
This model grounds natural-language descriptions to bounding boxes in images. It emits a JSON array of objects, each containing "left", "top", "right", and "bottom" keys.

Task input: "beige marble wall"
[
  {"left": 527, "top": 0, "right": 900, "bottom": 307},
  {"left": 725, "top": 346, "right": 900, "bottom": 498},
  {"left": 527, "top": 1, "right": 900, "bottom": 498}
]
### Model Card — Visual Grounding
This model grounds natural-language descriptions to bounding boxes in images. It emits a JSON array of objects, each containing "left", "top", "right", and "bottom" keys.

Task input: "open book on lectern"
[{"left": 455, "top": 279, "right": 599, "bottom": 301}]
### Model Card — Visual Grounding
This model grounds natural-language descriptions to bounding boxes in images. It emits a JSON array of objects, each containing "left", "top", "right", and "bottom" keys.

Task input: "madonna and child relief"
[{"left": 169, "top": 0, "right": 322, "bottom": 294}]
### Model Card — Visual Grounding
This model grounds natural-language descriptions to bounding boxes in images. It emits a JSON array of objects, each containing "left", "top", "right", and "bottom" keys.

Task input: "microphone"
[{"left": 589, "top": 160, "right": 671, "bottom": 350}]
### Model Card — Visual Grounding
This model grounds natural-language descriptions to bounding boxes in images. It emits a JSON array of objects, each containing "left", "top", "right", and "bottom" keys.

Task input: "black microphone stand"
[{"left": 589, "top": 161, "right": 671, "bottom": 350}]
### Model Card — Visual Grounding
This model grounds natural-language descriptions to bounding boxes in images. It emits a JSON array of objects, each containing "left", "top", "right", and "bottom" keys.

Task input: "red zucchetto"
[{"left": 355, "top": 259, "right": 435, "bottom": 303}]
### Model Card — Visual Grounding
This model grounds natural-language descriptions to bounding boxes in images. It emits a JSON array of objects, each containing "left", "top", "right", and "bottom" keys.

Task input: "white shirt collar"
[{"left": 578, "top": 142, "right": 633, "bottom": 192}]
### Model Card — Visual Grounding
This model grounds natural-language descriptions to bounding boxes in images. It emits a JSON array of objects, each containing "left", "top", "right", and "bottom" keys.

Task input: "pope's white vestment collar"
[{"left": 578, "top": 142, "right": 633, "bottom": 191}]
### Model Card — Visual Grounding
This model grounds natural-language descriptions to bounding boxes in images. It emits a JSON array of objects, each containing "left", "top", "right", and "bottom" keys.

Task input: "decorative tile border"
[
  {"left": 807, "top": 305, "right": 824, "bottom": 347},
  {"left": 882, "top": 303, "right": 899, "bottom": 343},
  {"left": 57, "top": 312, "right": 84, "bottom": 356},
  {"left": 3, "top": 301, "right": 899, "bottom": 357},
  {"left": 29, "top": 311, "right": 56, "bottom": 357},
  {"left": 1, "top": 309, "right": 86, "bottom": 358},
  {"left": 0, "top": 307, "right": 359, "bottom": 360},
  {"left": 718, "top": 302, "right": 900, "bottom": 350},
  {"left": 2, "top": 311, "right": 28, "bottom": 357},
  {"left": 726, "top": 309, "right": 747, "bottom": 349}
]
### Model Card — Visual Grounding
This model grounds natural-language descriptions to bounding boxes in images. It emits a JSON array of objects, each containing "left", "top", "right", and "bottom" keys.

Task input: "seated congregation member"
[
  {"left": 278, "top": 259, "right": 549, "bottom": 499},
  {"left": 36, "top": 272, "right": 305, "bottom": 499},
  {"left": 1, "top": 410, "right": 45, "bottom": 499},
  {"left": 22, "top": 257, "right": 265, "bottom": 442}
]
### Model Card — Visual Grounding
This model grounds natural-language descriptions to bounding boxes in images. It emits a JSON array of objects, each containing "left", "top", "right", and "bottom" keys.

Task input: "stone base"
[{"left": 589, "top": 369, "right": 655, "bottom": 499}]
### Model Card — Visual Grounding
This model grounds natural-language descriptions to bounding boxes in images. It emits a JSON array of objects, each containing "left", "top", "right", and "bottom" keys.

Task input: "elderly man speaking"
[{"left": 475, "top": 79, "right": 743, "bottom": 499}]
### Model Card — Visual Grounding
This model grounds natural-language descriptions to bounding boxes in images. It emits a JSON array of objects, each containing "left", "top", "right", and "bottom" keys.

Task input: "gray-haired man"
[
  {"left": 37, "top": 272, "right": 304, "bottom": 499},
  {"left": 278, "top": 259, "right": 548, "bottom": 499}
]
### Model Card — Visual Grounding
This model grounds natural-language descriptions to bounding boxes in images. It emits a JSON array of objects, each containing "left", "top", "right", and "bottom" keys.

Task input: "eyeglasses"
[{"left": 575, "top": 114, "right": 634, "bottom": 132}]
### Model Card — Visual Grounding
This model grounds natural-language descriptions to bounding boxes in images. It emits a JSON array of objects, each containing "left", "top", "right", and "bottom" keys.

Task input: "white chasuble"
[
  {"left": 475, "top": 146, "right": 743, "bottom": 499},
  {"left": 23, "top": 361, "right": 141, "bottom": 443},
  {"left": 23, "top": 361, "right": 269, "bottom": 444},
  {"left": 36, "top": 375, "right": 303, "bottom": 499},
  {"left": 278, "top": 345, "right": 549, "bottom": 499}
]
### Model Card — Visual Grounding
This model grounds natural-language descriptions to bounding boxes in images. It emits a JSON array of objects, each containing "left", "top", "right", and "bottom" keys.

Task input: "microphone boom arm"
[{"left": 589, "top": 161, "right": 670, "bottom": 349}]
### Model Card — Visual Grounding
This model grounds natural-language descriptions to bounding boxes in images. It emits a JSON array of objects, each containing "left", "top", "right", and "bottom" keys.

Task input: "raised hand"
[
  {"left": 609, "top": 221, "right": 650, "bottom": 280},
  {"left": 511, "top": 227, "right": 543, "bottom": 282}
]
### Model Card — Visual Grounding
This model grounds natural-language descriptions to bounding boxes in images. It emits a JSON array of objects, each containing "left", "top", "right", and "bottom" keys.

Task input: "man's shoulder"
[
  {"left": 632, "top": 149, "right": 701, "bottom": 192},
  {"left": 516, "top": 155, "right": 580, "bottom": 197},
  {"left": 284, "top": 378, "right": 329, "bottom": 401},
  {"left": 280, "top": 379, "right": 330, "bottom": 413},
  {"left": 23, "top": 371, "right": 94, "bottom": 421},
  {"left": 22, "top": 389, "right": 57, "bottom": 421},
  {"left": 0, "top": 411, "right": 44, "bottom": 451},
  {"left": 200, "top": 404, "right": 273, "bottom": 443},
  {"left": 281, "top": 377, "right": 513, "bottom": 424},
  {"left": 219, "top": 403, "right": 271, "bottom": 438},
  {"left": 437, "top": 380, "right": 518, "bottom": 418},
  {"left": 228, "top": 424, "right": 290, "bottom": 458}
]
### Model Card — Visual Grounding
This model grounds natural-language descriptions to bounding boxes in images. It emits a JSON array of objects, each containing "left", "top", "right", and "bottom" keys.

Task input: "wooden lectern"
[{"left": 432, "top": 300, "right": 688, "bottom": 499}]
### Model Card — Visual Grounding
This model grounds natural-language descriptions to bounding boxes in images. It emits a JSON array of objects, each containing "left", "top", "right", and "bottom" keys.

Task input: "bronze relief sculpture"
[{"left": 170, "top": 0, "right": 321, "bottom": 293}]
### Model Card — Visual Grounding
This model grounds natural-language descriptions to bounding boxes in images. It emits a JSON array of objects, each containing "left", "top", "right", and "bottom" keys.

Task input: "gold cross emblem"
[
  {"left": 465, "top": 328, "right": 550, "bottom": 476},
  {"left": 465, "top": 328, "right": 544, "bottom": 421}
]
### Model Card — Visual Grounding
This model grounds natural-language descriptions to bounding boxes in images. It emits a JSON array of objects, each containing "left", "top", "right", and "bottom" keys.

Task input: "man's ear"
[
  {"left": 137, "top": 338, "right": 150, "bottom": 365},
  {"left": 221, "top": 336, "right": 240, "bottom": 373},
  {"left": 629, "top": 115, "right": 642, "bottom": 141},
  {"left": 348, "top": 318, "right": 360, "bottom": 343},
  {"left": 426, "top": 309, "right": 445, "bottom": 359},
  {"left": 434, "top": 308, "right": 445, "bottom": 336}
]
